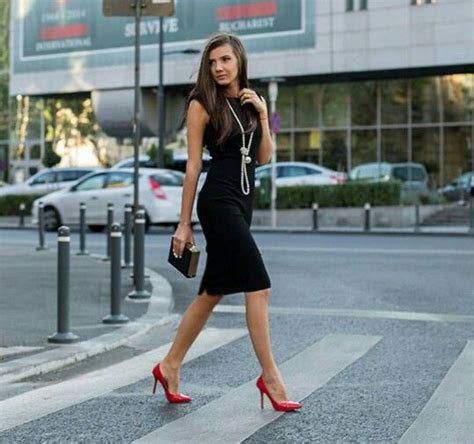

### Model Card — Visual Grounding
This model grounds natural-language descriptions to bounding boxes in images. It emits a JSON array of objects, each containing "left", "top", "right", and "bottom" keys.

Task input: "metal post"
[
  {"left": 123, "top": 204, "right": 133, "bottom": 269},
  {"left": 269, "top": 81, "right": 278, "bottom": 229},
  {"left": 157, "top": 15, "right": 166, "bottom": 168},
  {"left": 128, "top": 209, "right": 151, "bottom": 299},
  {"left": 48, "top": 226, "right": 78, "bottom": 343},
  {"left": 414, "top": 203, "right": 420, "bottom": 233},
  {"left": 104, "top": 203, "right": 114, "bottom": 261},
  {"left": 364, "top": 202, "right": 371, "bottom": 232},
  {"left": 312, "top": 202, "right": 319, "bottom": 231},
  {"left": 103, "top": 223, "right": 129, "bottom": 324},
  {"left": 77, "top": 202, "right": 88, "bottom": 255},
  {"left": 19, "top": 202, "right": 25, "bottom": 228},
  {"left": 470, "top": 195, "right": 474, "bottom": 235},
  {"left": 36, "top": 201, "right": 47, "bottom": 250}
]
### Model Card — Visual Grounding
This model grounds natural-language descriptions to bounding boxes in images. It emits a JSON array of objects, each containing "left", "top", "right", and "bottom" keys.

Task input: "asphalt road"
[{"left": 1, "top": 229, "right": 473, "bottom": 443}]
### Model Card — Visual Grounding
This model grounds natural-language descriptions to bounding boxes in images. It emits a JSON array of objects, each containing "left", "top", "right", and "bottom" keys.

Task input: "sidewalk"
[
  {"left": 0, "top": 215, "right": 471, "bottom": 236},
  {"left": 0, "top": 243, "right": 175, "bottom": 384}
]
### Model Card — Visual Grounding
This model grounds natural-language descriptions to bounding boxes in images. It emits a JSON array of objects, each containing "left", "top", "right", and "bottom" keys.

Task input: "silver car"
[{"left": 0, "top": 167, "right": 95, "bottom": 196}]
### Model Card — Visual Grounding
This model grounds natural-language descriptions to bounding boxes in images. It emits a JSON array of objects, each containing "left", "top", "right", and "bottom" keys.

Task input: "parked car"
[
  {"left": 112, "top": 153, "right": 211, "bottom": 172},
  {"left": 255, "top": 162, "right": 347, "bottom": 188},
  {"left": 349, "top": 162, "right": 429, "bottom": 198},
  {"left": 0, "top": 167, "right": 96, "bottom": 196},
  {"left": 439, "top": 172, "right": 473, "bottom": 202},
  {"left": 112, "top": 153, "right": 211, "bottom": 190},
  {"left": 31, "top": 168, "right": 198, "bottom": 232}
]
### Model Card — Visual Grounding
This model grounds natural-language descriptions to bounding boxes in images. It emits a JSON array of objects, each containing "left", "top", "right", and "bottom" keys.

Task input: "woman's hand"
[
  {"left": 239, "top": 88, "right": 268, "bottom": 120},
  {"left": 172, "top": 222, "right": 195, "bottom": 258}
]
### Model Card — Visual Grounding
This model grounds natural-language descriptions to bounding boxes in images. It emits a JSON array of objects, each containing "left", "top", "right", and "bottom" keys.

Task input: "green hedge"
[
  {"left": 254, "top": 181, "right": 401, "bottom": 209},
  {"left": 0, "top": 194, "right": 46, "bottom": 216}
]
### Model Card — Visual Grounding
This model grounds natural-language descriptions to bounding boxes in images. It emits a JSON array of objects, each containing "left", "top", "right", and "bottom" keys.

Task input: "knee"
[{"left": 198, "top": 291, "right": 223, "bottom": 308}]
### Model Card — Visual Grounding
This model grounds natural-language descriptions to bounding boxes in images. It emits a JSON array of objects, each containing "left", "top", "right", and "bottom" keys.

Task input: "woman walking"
[{"left": 152, "top": 32, "right": 302, "bottom": 412}]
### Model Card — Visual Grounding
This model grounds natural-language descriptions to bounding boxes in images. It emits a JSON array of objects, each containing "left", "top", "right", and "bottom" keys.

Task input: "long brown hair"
[{"left": 187, "top": 32, "right": 257, "bottom": 147}]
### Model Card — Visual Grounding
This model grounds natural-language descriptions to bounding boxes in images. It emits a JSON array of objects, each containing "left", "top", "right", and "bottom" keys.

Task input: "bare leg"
[
  {"left": 245, "top": 289, "right": 289, "bottom": 402},
  {"left": 160, "top": 291, "right": 223, "bottom": 393}
]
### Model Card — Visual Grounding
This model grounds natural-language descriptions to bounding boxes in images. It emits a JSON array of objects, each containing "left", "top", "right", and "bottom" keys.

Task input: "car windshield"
[{"left": 392, "top": 166, "right": 425, "bottom": 182}]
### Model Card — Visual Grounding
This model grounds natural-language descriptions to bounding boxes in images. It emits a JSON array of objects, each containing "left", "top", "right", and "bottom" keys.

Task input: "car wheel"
[
  {"left": 88, "top": 225, "right": 106, "bottom": 233},
  {"left": 43, "top": 207, "right": 61, "bottom": 232}
]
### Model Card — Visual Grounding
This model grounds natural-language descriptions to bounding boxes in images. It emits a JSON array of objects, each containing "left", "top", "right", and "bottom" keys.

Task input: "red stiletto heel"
[
  {"left": 151, "top": 363, "right": 192, "bottom": 403},
  {"left": 256, "top": 375, "right": 302, "bottom": 412}
]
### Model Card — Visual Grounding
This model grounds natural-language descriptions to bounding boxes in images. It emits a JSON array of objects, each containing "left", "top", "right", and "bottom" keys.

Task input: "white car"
[
  {"left": 31, "top": 168, "right": 197, "bottom": 232},
  {"left": 255, "top": 162, "right": 347, "bottom": 187},
  {"left": 0, "top": 167, "right": 96, "bottom": 196}
]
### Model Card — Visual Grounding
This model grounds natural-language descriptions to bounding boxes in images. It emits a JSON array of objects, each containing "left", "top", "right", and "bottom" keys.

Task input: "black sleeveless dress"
[{"left": 197, "top": 97, "right": 271, "bottom": 296}]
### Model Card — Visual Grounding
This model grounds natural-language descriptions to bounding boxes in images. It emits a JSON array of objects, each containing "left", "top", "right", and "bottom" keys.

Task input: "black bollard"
[
  {"left": 103, "top": 203, "right": 114, "bottom": 261},
  {"left": 312, "top": 202, "right": 319, "bottom": 231},
  {"left": 19, "top": 202, "right": 25, "bottom": 228},
  {"left": 36, "top": 202, "right": 48, "bottom": 251},
  {"left": 128, "top": 210, "right": 151, "bottom": 299},
  {"left": 470, "top": 195, "right": 474, "bottom": 235},
  {"left": 122, "top": 204, "right": 133, "bottom": 269},
  {"left": 364, "top": 203, "right": 371, "bottom": 232},
  {"left": 103, "top": 223, "right": 129, "bottom": 324},
  {"left": 48, "top": 226, "right": 79, "bottom": 344},
  {"left": 77, "top": 202, "right": 89, "bottom": 256},
  {"left": 414, "top": 203, "right": 420, "bottom": 233}
]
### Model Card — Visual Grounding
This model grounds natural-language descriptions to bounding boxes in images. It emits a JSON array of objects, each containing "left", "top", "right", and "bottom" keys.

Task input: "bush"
[
  {"left": 0, "top": 194, "right": 45, "bottom": 216},
  {"left": 254, "top": 181, "right": 401, "bottom": 209}
]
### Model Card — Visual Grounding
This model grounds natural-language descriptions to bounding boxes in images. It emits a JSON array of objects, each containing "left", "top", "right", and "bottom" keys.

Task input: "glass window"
[
  {"left": 381, "top": 129, "right": 408, "bottom": 163},
  {"left": 105, "top": 172, "right": 134, "bottom": 189},
  {"left": 322, "top": 130, "right": 347, "bottom": 172},
  {"left": 57, "top": 169, "right": 91, "bottom": 182},
  {"left": 392, "top": 165, "right": 427, "bottom": 182},
  {"left": 276, "top": 132, "right": 291, "bottom": 161},
  {"left": 304, "top": 167, "right": 321, "bottom": 175},
  {"left": 280, "top": 166, "right": 309, "bottom": 178},
  {"left": 255, "top": 166, "right": 270, "bottom": 180},
  {"left": 444, "top": 126, "right": 471, "bottom": 185},
  {"left": 442, "top": 74, "right": 473, "bottom": 123},
  {"left": 322, "top": 84, "right": 347, "bottom": 128},
  {"left": 295, "top": 84, "right": 320, "bottom": 128},
  {"left": 411, "top": 78, "right": 440, "bottom": 123},
  {"left": 151, "top": 171, "right": 184, "bottom": 186},
  {"left": 381, "top": 80, "right": 408, "bottom": 124},
  {"left": 346, "top": 0, "right": 354, "bottom": 11},
  {"left": 360, "top": 0, "right": 368, "bottom": 10},
  {"left": 350, "top": 82, "right": 377, "bottom": 126},
  {"left": 294, "top": 132, "right": 319, "bottom": 164},
  {"left": 30, "top": 171, "right": 55, "bottom": 185},
  {"left": 351, "top": 130, "right": 377, "bottom": 166},
  {"left": 412, "top": 128, "right": 440, "bottom": 188},
  {"left": 276, "top": 86, "right": 292, "bottom": 129},
  {"left": 75, "top": 174, "right": 107, "bottom": 191}
]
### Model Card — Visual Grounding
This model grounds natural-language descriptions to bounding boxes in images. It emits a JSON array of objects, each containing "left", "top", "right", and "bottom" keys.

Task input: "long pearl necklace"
[{"left": 225, "top": 98, "right": 254, "bottom": 195}]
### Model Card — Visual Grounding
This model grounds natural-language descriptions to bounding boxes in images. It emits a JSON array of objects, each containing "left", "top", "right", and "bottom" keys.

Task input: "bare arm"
[
  {"left": 239, "top": 89, "right": 272, "bottom": 165},
  {"left": 172, "top": 99, "right": 209, "bottom": 258}
]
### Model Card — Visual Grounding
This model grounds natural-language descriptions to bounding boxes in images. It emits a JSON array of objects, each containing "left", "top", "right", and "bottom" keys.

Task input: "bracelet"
[{"left": 179, "top": 221, "right": 191, "bottom": 226}]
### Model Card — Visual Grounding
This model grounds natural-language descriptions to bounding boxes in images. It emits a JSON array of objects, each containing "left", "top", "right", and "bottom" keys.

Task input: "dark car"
[{"left": 439, "top": 172, "right": 474, "bottom": 202}]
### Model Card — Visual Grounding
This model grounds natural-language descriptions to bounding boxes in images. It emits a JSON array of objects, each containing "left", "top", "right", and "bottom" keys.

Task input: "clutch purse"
[{"left": 167, "top": 237, "right": 200, "bottom": 278}]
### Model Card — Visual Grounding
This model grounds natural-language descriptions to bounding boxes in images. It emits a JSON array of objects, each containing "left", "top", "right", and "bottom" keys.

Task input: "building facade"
[{"left": 8, "top": 0, "right": 474, "bottom": 185}]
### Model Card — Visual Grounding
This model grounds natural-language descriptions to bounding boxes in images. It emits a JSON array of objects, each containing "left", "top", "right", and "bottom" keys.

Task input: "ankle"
[{"left": 161, "top": 357, "right": 181, "bottom": 371}]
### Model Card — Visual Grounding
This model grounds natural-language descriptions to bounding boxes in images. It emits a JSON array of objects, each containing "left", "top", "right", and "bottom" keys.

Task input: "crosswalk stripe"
[
  {"left": 134, "top": 334, "right": 382, "bottom": 444},
  {"left": 0, "top": 327, "right": 247, "bottom": 433},
  {"left": 399, "top": 340, "right": 474, "bottom": 443},
  {"left": 214, "top": 304, "right": 474, "bottom": 323}
]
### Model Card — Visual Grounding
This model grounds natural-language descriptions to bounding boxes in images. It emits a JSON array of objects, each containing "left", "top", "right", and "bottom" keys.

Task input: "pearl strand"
[{"left": 226, "top": 98, "right": 254, "bottom": 195}]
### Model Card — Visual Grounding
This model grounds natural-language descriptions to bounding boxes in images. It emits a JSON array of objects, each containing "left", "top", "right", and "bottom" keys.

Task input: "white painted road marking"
[
  {"left": 134, "top": 334, "right": 382, "bottom": 444},
  {"left": 399, "top": 340, "right": 474, "bottom": 444},
  {"left": 0, "top": 327, "right": 247, "bottom": 432},
  {"left": 214, "top": 304, "right": 474, "bottom": 324}
]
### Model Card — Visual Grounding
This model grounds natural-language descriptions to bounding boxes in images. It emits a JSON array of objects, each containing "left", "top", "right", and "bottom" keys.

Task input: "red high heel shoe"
[
  {"left": 152, "top": 363, "right": 192, "bottom": 403},
  {"left": 256, "top": 375, "right": 302, "bottom": 412}
]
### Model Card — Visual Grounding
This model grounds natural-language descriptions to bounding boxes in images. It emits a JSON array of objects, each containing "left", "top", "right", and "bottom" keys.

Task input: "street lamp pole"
[{"left": 157, "top": 16, "right": 165, "bottom": 168}]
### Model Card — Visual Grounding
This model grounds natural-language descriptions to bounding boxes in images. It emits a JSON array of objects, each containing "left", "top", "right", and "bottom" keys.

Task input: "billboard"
[{"left": 10, "top": 0, "right": 316, "bottom": 94}]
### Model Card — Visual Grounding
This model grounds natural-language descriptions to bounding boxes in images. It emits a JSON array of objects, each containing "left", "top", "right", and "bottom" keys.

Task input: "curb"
[{"left": 0, "top": 259, "right": 177, "bottom": 385}]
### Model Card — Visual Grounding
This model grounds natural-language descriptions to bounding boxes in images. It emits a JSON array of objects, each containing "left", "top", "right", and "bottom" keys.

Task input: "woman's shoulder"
[{"left": 188, "top": 98, "right": 210, "bottom": 125}]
